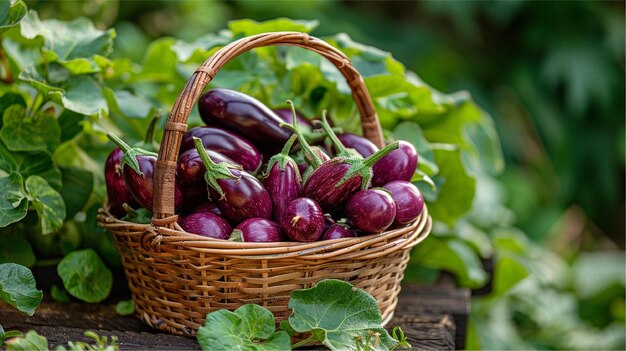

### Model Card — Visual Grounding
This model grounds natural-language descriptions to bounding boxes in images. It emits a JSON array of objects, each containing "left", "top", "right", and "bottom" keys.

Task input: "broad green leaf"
[
  {"left": 0, "top": 263, "right": 43, "bottom": 316},
  {"left": 228, "top": 18, "right": 319, "bottom": 36},
  {"left": 0, "top": 141, "right": 62, "bottom": 191},
  {"left": 393, "top": 121, "right": 439, "bottom": 175},
  {"left": 288, "top": 279, "right": 398, "bottom": 351},
  {"left": 0, "top": 105, "right": 60, "bottom": 152},
  {"left": 115, "top": 299, "right": 134, "bottom": 316},
  {"left": 0, "top": 93, "right": 26, "bottom": 129},
  {"left": 50, "top": 284, "right": 69, "bottom": 304},
  {"left": 57, "top": 249, "right": 112, "bottom": 303},
  {"left": 51, "top": 76, "right": 108, "bottom": 116},
  {"left": 493, "top": 254, "right": 528, "bottom": 294},
  {"left": 5, "top": 330, "right": 48, "bottom": 351},
  {"left": 171, "top": 32, "right": 231, "bottom": 62},
  {"left": 197, "top": 304, "right": 290, "bottom": 351},
  {"left": 410, "top": 236, "right": 487, "bottom": 288},
  {"left": 20, "top": 10, "right": 116, "bottom": 62},
  {"left": 0, "top": 173, "right": 28, "bottom": 228},
  {"left": 59, "top": 167, "right": 93, "bottom": 219},
  {"left": 25, "top": 175, "right": 65, "bottom": 235},
  {"left": 573, "top": 252, "right": 625, "bottom": 299},
  {"left": 113, "top": 90, "right": 152, "bottom": 119},
  {"left": 0, "top": 0, "right": 27, "bottom": 34},
  {"left": 18, "top": 65, "right": 63, "bottom": 97},
  {"left": 0, "top": 229, "right": 35, "bottom": 267}
]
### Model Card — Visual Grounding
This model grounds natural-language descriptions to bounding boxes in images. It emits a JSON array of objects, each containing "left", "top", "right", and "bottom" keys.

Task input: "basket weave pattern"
[{"left": 97, "top": 31, "right": 432, "bottom": 336}]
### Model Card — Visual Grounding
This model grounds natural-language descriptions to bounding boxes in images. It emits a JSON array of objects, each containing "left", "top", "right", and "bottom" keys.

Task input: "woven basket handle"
[{"left": 152, "top": 31, "right": 384, "bottom": 225}]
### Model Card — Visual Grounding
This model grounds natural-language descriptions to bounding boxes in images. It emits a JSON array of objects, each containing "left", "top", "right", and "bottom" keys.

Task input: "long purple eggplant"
[
  {"left": 193, "top": 137, "right": 272, "bottom": 223},
  {"left": 345, "top": 188, "right": 396, "bottom": 234},
  {"left": 280, "top": 197, "right": 325, "bottom": 242},
  {"left": 282, "top": 107, "right": 399, "bottom": 213},
  {"left": 105, "top": 147, "right": 138, "bottom": 217},
  {"left": 263, "top": 134, "right": 302, "bottom": 221},
  {"left": 179, "top": 126, "right": 262, "bottom": 173},
  {"left": 108, "top": 133, "right": 183, "bottom": 212},
  {"left": 230, "top": 218, "right": 285, "bottom": 242},
  {"left": 322, "top": 223, "right": 357, "bottom": 240},
  {"left": 198, "top": 89, "right": 292, "bottom": 152},
  {"left": 335, "top": 133, "right": 379, "bottom": 157},
  {"left": 383, "top": 180, "right": 424, "bottom": 226},
  {"left": 371, "top": 141, "right": 418, "bottom": 186},
  {"left": 179, "top": 210, "right": 232, "bottom": 239}
]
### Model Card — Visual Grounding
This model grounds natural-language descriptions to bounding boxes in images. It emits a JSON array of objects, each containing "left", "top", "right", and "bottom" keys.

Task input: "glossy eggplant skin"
[
  {"left": 177, "top": 148, "right": 234, "bottom": 188},
  {"left": 105, "top": 147, "right": 138, "bottom": 217},
  {"left": 123, "top": 155, "right": 183, "bottom": 213},
  {"left": 198, "top": 89, "right": 292, "bottom": 151},
  {"left": 179, "top": 126, "right": 262, "bottom": 173},
  {"left": 383, "top": 180, "right": 424, "bottom": 226},
  {"left": 302, "top": 160, "right": 362, "bottom": 213},
  {"left": 210, "top": 169, "right": 273, "bottom": 224},
  {"left": 345, "top": 189, "right": 396, "bottom": 234},
  {"left": 179, "top": 211, "right": 231, "bottom": 239},
  {"left": 322, "top": 223, "right": 357, "bottom": 240},
  {"left": 264, "top": 162, "right": 302, "bottom": 221},
  {"left": 371, "top": 141, "right": 418, "bottom": 186},
  {"left": 280, "top": 197, "right": 325, "bottom": 242},
  {"left": 231, "top": 218, "right": 285, "bottom": 242},
  {"left": 335, "top": 133, "right": 379, "bottom": 157}
]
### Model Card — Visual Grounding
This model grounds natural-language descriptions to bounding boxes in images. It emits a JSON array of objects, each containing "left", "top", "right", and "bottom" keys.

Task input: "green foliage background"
[{"left": 1, "top": 1, "right": 624, "bottom": 350}]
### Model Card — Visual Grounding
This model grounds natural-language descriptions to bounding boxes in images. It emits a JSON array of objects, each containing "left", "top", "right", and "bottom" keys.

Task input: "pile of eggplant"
[{"left": 105, "top": 88, "right": 424, "bottom": 243}]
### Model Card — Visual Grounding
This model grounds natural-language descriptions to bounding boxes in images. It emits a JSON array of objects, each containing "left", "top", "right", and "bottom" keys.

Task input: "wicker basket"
[{"left": 97, "top": 31, "right": 433, "bottom": 337}]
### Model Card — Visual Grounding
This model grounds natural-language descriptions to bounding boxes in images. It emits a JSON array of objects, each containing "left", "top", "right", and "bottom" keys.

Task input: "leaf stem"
[{"left": 291, "top": 336, "right": 317, "bottom": 349}]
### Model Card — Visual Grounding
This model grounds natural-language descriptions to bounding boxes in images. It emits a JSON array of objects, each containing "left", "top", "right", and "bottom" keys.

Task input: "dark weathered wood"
[{"left": 0, "top": 275, "right": 468, "bottom": 350}]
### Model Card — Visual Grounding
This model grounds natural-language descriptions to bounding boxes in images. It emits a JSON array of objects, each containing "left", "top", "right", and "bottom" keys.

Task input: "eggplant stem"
[
  {"left": 193, "top": 136, "right": 239, "bottom": 199},
  {"left": 280, "top": 100, "right": 323, "bottom": 168},
  {"left": 362, "top": 142, "right": 399, "bottom": 168},
  {"left": 320, "top": 110, "right": 351, "bottom": 157},
  {"left": 107, "top": 133, "right": 133, "bottom": 154}
]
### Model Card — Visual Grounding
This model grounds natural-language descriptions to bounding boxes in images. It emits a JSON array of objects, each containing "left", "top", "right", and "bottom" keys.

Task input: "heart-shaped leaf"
[{"left": 0, "top": 263, "right": 42, "bottom": 316}]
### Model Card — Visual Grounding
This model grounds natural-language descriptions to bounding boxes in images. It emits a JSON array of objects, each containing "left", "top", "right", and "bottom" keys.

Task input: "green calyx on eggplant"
[
  {"left": 107, "top": 133, "right": 183, "bottom": 212},
  {"left": 192, "top": 137, "right": 272, "bottom": 223},
  {"left": 263, "top": 134, "right": 303, "bottom": 220}
]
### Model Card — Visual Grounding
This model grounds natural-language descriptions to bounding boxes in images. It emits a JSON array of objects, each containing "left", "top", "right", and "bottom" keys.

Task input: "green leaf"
[
  {"left": 573, "top": 252, "right": 626, "bottom": 299},
  {"left": 197, "top": 304, "right": 290, "bottom": 351},
  {"left": 0, "top": 228, "right": 35, "bottom": 267},
  {"left": 57, "top": 249, "right": 112, "bottom": 303},
  {"left": 113, "top": 90, "right": 152, "bottom": 119},
  {"left": 0, "top": 0, "right": 27, "bottom": 34},
  {"left": 20, "top": 10, "right": 116, "bottom": 62},
  {"left": 0, "top": 105, "right": 61, "bottom": 152},
  {"left": 288, "top": 279, "right": 398, "bottom": 351},
  {"left": 393, "top": 121, "right": 439, "bottom": 175},
  {"left": 50, "top": 284, "right": 69, "bottom": 304},
  {"left": 5, "top": 330, "right": 48, "bottom": 351},
  {"left": 0, "top": 141, "right": 62, "bottom": 191},
  {"left": 25, "top": 175, "right": 65, "bottom": 235},
  {"left": 18, "top": 65, "right": 63, "bottom": 96},
  {"left": 493, "top": 254, "right": 529, "bottom": 295},
  {"left": 228, "top": 18, "right": 319, "bottom": 36},
  {"left": 171, "top": 33, "right": 231, "bottom": 62},
  {"left": 0, "top": 93, "right": 27, "bottom": 129},
  {"left": 59, "top": 167, "right": 93, "bottom": 219},
  {"left": 51, "top": 76, "right": 108, "bottom": 116},
  {"left": 0, "top": 173, "right": 28, "bottom": 228},
  {"left": 410, "top": 236, "right": 487, "bottom": 288},
  {"left": 115, "top": 299, "right": 134, "bottom": 316},
  {"left": 0, "top": 263, "right": 43, "bottom": 316}
]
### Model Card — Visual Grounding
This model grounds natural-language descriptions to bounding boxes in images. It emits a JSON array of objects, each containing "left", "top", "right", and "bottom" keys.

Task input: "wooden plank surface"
[{"left": 0, "top": 275, "right": 467, "bottom": 350}]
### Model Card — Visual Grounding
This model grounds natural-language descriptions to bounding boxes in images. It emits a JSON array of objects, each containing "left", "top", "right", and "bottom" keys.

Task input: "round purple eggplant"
[
  {"left": 263, "top": 135, "right": 302, "bottom": 221},
  {"left": 179, "top": 211, "right": 231, "bottom": 239},
  {"left": 345, "top": 188, "right": 396, "bottom": 234},
  {"left": 108, "top": 133, "right": 183, "bottom": 212},
  {"left": 383, "top": 180, "right": 424, "bottom": 226},
  {"left": 179, "top": 126, "right": 262, "bottom": 173},
  {"left": 104, "top": 147, "right": 138, "bottom": 217},
  {"left": 230, "top": 218, "right": 285, "bottom": 242},
  {"left": 335, "top": 133, "right": 379, "bottom": 157},
  {"left": 322, "top": 223, "right": 357, "bottom": 240},
  {"left": 198, "top": 88, "right": 292, "bottom": 152},
  {"left": 280, "top": 198, "right": 324, "bottom": 242},
  {"left": 371, "top": 141, "right": 418, "bottom": 186},
  {"left": 192, "top": 137, "right": 272, "bottom": 223}
]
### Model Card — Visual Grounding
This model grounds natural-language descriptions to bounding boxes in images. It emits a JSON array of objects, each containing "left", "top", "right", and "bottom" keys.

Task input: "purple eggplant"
[
  {"left": 371, "top": 141, "right": 418, "bottom": 186},
  {"left": 335, "top": 133, "right": 379, "bottom": 157},
  {"left": 190, "top": 201, "right": 222, "bottom": 216},
  {"left": 282, "top": 108, "right": 399, "bottom": 213},
  {"left": 198, "top": 89, "right": 292, "bottom": 152},
  {"left": 108, "top": 133, "right": 183, "bottom": 212},
  {"left": 193, "top": 137, "right": 272, "bottom": 223},
  {"left": 383, "top": 180, "right": 424, "bottom": 226},
  {"left": 280, "top": 197, "right": 325, "bottom": 242},
  {"left": 179, "top": 210, "right": 232, "bottom": 239},
  {"left": 230, "top": 218, "right": 285, "bottom": 242},
  {"left": 263, "top": 135, "right": 302, "bottom": 220},
  {"left": 179, "top": 126, "right": 262, "bottom": 173},
  {"left": 345, "top": 188, "right": 396, "bottom": 234},
  {"left": 104, "top": 147, "right": 138, "bottom": 217},
  {"left": 322, "top": 223, "right": 357, "bottom": 240}
]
